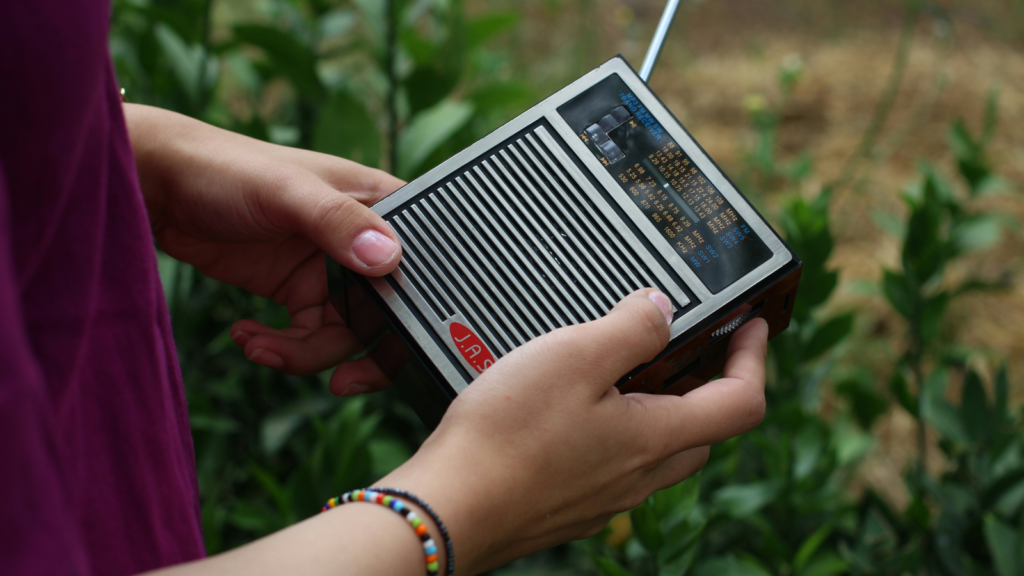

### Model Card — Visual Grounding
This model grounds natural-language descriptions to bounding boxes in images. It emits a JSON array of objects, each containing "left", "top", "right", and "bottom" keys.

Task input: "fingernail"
[
  {"left": 231, "top": 331, "right": 252, "bottom": 346},
  {"left": 248, "top": 348, "right": 284, "bottom": 369},
  {"left": 340, "top": 383, "right": 371, "bottom": 397},
  {"left": 352, "top": 230, "right": 399, "bottom": 268},
  {"left": 648, "top": 291, "right": 674, "bottom": 325}
]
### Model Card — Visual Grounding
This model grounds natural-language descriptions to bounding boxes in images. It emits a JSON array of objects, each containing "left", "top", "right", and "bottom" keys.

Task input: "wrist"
[
  {"left": 379, "top": 436, "right": 526, "bottom": 575},
  {"left": 122, "top": 103, "right": 193, "bottom": 232}
]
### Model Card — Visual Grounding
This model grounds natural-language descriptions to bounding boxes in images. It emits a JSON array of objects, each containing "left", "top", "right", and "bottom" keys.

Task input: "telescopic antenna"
[{"left": 638, "top": 0, "right": 682, "bottom": 82}]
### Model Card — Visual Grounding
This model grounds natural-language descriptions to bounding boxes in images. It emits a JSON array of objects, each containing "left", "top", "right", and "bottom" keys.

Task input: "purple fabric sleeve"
[
  {"left": 0, "top": 162, "right": 91, "bottom": 575},
  {"left": 0, "top": 1, "right": 206, "bottom": 574}
]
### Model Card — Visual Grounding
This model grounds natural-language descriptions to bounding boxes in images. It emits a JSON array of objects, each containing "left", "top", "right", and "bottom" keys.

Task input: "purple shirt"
[{"left": 0, "top": 2, "right": 206, "bottom": 574}]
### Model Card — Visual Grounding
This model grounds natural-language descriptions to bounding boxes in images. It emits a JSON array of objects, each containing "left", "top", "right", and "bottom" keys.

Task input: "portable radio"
[{"left": 327, "top": 40, "right": 801, "bottom": 429}]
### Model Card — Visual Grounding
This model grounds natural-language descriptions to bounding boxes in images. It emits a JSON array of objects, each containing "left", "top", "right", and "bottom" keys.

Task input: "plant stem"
[
  {"left": 834, "top": 0, "right": 922, "bottom": 192},
  {"left": 386, "top": 0, "right": 399, "bottom": 174}
]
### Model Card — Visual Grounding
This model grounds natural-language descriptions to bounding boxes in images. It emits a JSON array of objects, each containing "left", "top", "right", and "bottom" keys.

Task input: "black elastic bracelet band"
[{"left": 371, "top": 487, "right": 455, "bottom": 576}]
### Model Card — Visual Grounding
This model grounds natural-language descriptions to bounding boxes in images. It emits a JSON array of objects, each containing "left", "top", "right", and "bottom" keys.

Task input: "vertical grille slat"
[
  {"left": 396, "top": 256, "right": 453, "bottom": 321},
  {"left": 444, "top": 182, "right": 562, "bottom": 333},
  {"left": 495, "top": 149, "right": 615, "bottom": 313},
  {"left": 465, "top": 169, "right": 582, "bottom": 325},
  {"left": 417, "top": 199, "right": 536, "bottom": 345},
  {"left": 480, "top": 160, "right": 598, "bottom": 322},
  {"left": 408, "top": 204, "right": 523, "bottom": 350},
  {"left": 426, "top": 193, "right": 546, "bottom": 340},
  {"left": 384, "top": 122, "right": 690, "bottom": 365},
  {"left": 392, "top": 215, "right": 511, "bottom": 355},
  {"left": 517, "top": 135, "right": 639, "bottom": 297},
  {"left": 525, "top": 131, "right": 672, "bottom": 299},
  {"left": 504, "top": 143, "right": 621, "bottom": 309}
]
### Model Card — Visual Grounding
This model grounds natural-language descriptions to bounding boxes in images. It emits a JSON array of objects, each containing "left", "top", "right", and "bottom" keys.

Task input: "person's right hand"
[{"left": 380, "top": 288, "right": 769, "bottom": 575}]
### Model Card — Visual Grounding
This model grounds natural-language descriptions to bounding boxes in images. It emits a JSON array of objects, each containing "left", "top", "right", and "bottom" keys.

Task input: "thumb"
[
  {"left": 487, "top": 289, "right": 673, "bottom": 396},
  {"left": 569, "top": 288, "right": 674, "bottom": 389},
  {"left": 272, "top": 176, "right": 403, "bottom": 275}
]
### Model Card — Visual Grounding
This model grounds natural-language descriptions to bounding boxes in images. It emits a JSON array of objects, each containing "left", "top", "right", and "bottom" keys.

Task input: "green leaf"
[
  {"left": 889, "top": 369, "right": 917, "bottom": 417},
  {"left": 397, "top": 99, "right": 474, "bottom": 178},
  {"left": 694, "top": 555, "right": 771, "bottom": 576},
  {"left": 948, "top": 120, "right": 979, "bottom": 164},
  {"left": 660, "top": 543, "right": 700, "bottom": 576},
  {"left": 882, "top": 270, "right": 914, "bottom": 319},
  {"left": 918, "top": 291, "right": 950, "bottom": 345},
  {"left": 154, "top": 23, "right": 204, "bottom": 104},
  {"left": 983, "top": 514, "right": 1019, "bottom": 576},
  {"left": 249, "top": 463, "right": 295, "bottom": 524},
  {"left": 923, "top": 368, "right": 969, "bottom": 444},
  {"left": 368, "top": 436, "right": 413, "bottom": 477},
  {"left": 794, "top": 270, "right": 837, "bottom": 323},
  {"left": 802, "top": 312, "right": 854, "bottom": 360},
  {"left": 793, "top": 426, "right": 825, "bottom": 480},
  {"left": 901, "top": 185, "right": 948, "bottom": 285},
  {"left": 961, "top": 370, "right": 990, "bottom": 442},
  {"left": 630, "top": 500, "right": 664, "bottom": 554},
  {"left": 261, "top": 396, "right": 337, "bottom": 455},
  {"left": 469, "top": 81, "right": 534, "bottom": 115},
  {"left": 906, "top": 495, "right": 930, "bottom": 529},
  {"left": 793, "top": 523, "right": 833, "bottom": 572},
  {"left": 836, "top": 374, "right": 888, "bottom": 429},
  {"left": 652, "top": 471, "right": 700, "bottom": 521},
  {"left": 404, "top": 65, "right": 460, "bottom": 115},
  {"left": 233, "top": 24, "right": 325, "bottom": 100},
  {"left": 995, "top": 365, "right": 1009, "bottom": 419},
  {"left": 951, "top": 215, "right": 1002, "bottom": 253},
  {"left": 799, "top": 553, "right": 849, "bottom": 576},
  {"left": 712, "top": 480, "right": 783, "bottom": 518},
  {"left": 832, "top": 419, "right": 874, "bottom": 465},
  {"left": 313, "top": 89, "right": 381, "bottom": 167},
  {"left": 594, "top": 555, "right": 634, "bottom": 576}
]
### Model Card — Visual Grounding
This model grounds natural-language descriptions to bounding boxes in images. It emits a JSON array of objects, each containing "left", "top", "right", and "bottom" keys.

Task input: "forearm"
[{"left": 146, "top": 497, "right": 447, "bottom": 576}]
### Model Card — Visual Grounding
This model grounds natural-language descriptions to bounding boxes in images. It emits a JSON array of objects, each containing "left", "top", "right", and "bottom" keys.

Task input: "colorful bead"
[{"left": 322, "top": 488, "right": 442, "bottom": 576}]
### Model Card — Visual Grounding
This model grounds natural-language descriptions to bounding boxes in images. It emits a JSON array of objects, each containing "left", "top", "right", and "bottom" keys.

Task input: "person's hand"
[
  {"left": 125, "top": 104, "right": 409, "bottom": 394},
  {"left": 379, "top": 289, "right": 769, "bottom": 574}
]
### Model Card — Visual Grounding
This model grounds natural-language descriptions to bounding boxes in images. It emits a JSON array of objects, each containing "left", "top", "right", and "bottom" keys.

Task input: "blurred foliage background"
[{"left": 110, "top": 0, "right": 1024, "bottom": 573}]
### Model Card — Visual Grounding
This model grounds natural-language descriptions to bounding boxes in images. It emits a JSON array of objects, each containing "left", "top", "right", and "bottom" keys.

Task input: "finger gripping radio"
[{"left": 327, "top": 56, "right": 802, "bottom": 429}]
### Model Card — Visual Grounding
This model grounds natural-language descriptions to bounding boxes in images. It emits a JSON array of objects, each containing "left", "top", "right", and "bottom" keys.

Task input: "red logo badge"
[{"left": 449, "top": 322, "right": 495, "bottom": 374}]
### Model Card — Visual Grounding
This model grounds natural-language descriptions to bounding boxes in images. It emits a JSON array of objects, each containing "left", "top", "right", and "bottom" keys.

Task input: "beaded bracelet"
[
  {"left": 322, "top": 488, "right": 452, "bottom": 576},
  {"left": 368, "top": 487, "right": 454, "bottom": 576}
]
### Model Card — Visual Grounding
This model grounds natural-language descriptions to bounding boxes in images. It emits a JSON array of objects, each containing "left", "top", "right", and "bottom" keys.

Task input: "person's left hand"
[{"left": 126, "top": 104, "right": 409, "bottom": 395}]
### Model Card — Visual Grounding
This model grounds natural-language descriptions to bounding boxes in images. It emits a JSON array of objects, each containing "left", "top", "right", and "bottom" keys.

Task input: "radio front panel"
[{"left": 328, "top": 56, "right": 801, "bottom": 426}]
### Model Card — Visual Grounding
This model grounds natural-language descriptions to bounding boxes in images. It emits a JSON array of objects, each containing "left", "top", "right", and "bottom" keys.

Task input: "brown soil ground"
[{"left": 486, "top": 0, "right": 1024, "bottom": 510}]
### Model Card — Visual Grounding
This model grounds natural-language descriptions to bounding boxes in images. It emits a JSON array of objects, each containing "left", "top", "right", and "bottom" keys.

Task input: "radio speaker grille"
[{"left": 387, "top": 123, "right": 682, "bottom": 357}]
